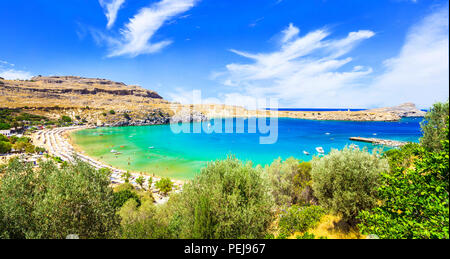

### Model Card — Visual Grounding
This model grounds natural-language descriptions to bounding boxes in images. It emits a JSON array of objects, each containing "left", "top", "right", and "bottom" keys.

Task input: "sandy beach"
[{"left": 31, "top": 126, "right": 183, "bottom": 204}]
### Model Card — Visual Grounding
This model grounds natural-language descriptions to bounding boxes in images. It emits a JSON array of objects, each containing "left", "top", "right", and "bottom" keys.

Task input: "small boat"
[
  {"left": 110, "top": 149, "right": 117, "bottom": 153},
  {"left": 303, "top": 151, "right": 310, "bottom": 155},
  {"left": 325, "top": 132, "right": 331, "bottom": 135},
  {"left": 149, "top": 146, "right": 155, "bottom": 149},
  {"left": 316, "top": 147, "right": 325, "bottom": 154}
]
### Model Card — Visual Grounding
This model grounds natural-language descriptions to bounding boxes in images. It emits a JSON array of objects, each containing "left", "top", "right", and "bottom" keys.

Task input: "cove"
[{"left": 70, "top": 117, "right": 423, "bottom": 180}]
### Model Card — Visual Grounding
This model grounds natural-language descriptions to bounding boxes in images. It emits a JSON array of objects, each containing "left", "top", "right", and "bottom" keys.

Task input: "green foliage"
[
  {"left": 420, "top": 100, "right": 449, "bottom": 152},
  {"left": 311, "top": 147, "right": 389, "bottom": 224},
  {"left": 0, "top": 134, "right": 8, "bottom": 142},
  {"left": 117, "top": 199, "right": 173, "bottom": 239},
  {"left": 266, "top": 158, "right": 315, "bottom": 208},
  {"left": 102, "top": 112, "right": 107, "bottom": 117},
  {"left": 123, "top": 113, "right": 131, "bottom": 120},
  {"left": 136, "top": 175, "right": 145, "bottom": 190},
  {"left": 172, "top": 156, "right": 275, "bottom": 239},
  {"left": 0, "top": 159, "right": 119, "bottom": 239},
  {"left": 155, "top": 177, "right": 173, "bottom": 195},
  {"left": 0, "top": 109, "right": 49, "bottom": 129},
  {"left": 296, "top": 232, "right": 316, "bottom": 239},
  {"left": 13, "top": 141, "right": 36, "bottom": 154},
  {"left": 109, "top": 110, "right": 116, "bottom": 115},
  {"left": 60, "top": 115, "right": 72, "bottom": 123},
  {"left": 113, "top": 189, "right": 141, "bottom": 209},
  {"left": 99, "top": 167, "right": 112, "bottom": 177},
  {"left": 278, "top": 205, "right": 326, "bottom": 235},
  {"left": 0, "top": 141, "right": 12, "bottom": 154},
  {"left": 75, "top": 115, "right": 81, "bottom": 120},
  {"left": 358, "top": 119, "right": 449, "bottom": 239},
  {"left": 383, "top": 143, "right": 421, "bottom": 173},
  {"left": 0, "top": 123, "right": 11, "bottom": 130},
  {"left": 121, "top": 171, "right": 131, "bottom": 183}
]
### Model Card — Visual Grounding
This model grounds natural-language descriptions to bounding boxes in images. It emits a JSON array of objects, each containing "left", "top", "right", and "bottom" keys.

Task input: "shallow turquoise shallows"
[{"left": 70, "top": 117, "right": 423, "bottom": 180}]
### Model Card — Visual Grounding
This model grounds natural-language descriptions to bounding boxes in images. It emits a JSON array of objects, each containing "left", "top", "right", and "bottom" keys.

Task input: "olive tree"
[
  {"left": 0, "top": 159, "right": 119, "bottom": 239},
  {"left": 265, "top": 157, "right": 315, "bottom": 208},
  {"left": 173, "top": 156, "right": 275, "bottom": 239},
  {"left": 311, "top": 147, "right": 389, "bottom": 224}
]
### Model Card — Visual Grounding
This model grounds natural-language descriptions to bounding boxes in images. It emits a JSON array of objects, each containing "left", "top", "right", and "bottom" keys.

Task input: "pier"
[{"left": 349, "top": 137, "right": 408, "bottom": 148}]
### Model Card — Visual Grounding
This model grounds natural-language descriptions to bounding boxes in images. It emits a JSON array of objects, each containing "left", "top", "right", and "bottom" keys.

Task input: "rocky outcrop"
[
  {"left": 366, "top": 103, "right": 426, "bottom": 118},
  {"left": 170, "top": 111, "right": 209, "bottom": 123}
]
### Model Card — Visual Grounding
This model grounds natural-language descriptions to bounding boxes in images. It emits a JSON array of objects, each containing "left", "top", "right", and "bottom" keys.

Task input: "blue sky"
[{"left": 0, "top": 0, "right": 448, "bottom": 108}]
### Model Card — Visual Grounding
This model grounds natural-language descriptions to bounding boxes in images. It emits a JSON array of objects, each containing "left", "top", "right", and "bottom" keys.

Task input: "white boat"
[
  {"left": 149, "top": 146, "right": 155, "bottom": 149},
  {"left": 303, "top": 151, "right": 310, "bottom": 155},
  {"left": 316, "top": 147, "right": 325, "bottom": 154},
  {"left": 325, "top": 132, "right": 331, "bottom": 135},
  {"left": 110, "top": 149, "right": 117, "bottom": 153}
]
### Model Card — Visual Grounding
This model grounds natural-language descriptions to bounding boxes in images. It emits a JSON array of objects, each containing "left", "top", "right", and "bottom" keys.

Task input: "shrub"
[
  {"left": 155, "top": 178, "right": 173, "bottom": 195},
  {"left": 420, "top": 100, "right": 449, "bottom": 152},
  {"left": 61, "top": 115, "right": 72, "bottom": 123},
  {"left": 296, "top": 232, "right": 316, "bottom": 239},
  {"left": 358, "top": 119, "right": 449, "bottom": 239},
  {"left": 173, "top": 156, "right": 275, "bottom": 239},
  {"left": 278, "top": 205, "right": 325, "bottom": 234},
  {"left": 383, "top": 143, "right": 421, "bottom": 173},
  {"left": 123, "top": 113, "right": 131, "bottom": 120},
  {"left": 75, "top": 115, "right": 81, "bottom": 120},
  {"left": 113, "top": 189, "right": 141, "bottom": 209},
  {"left": 0, "top": 134, "right": 9, "bottom": 142},
  {"left": 311, "top": 147, "right": 389, "bottom": 224},
  {"left": 0, "top": 159, "right": 119, "bottom": 239},
  {"left": 109, "top": 110, "right": 116, "bottom": 115},
  {"left": 0, "top": 123, "right": 10, "bottom": 130},
  {"left": 117, "top": 199, "right": 173, "bottom": 239},
  {"left": 121, "top": 171, "right": 131, "bottom": 183},
  {"left": 0, "top": 141, "right": 12, "bottom": 154},
  {"left": 266, "top": 158, "right": 315, "bottom": 208}
]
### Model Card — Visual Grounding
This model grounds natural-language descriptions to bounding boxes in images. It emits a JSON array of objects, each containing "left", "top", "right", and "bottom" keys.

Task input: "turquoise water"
[{"left": 71, "top": 117, "right": 423, "bottom": 180}]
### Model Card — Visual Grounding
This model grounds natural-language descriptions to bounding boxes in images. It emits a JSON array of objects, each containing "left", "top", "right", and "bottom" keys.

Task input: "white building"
[{"left": 0, "top": 130, "right": 12, "bottom": 137}]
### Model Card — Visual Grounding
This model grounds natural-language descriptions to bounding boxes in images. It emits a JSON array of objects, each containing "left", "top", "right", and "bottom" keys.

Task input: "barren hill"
[{"left": 0, "top": 76, "right": 166, "bottom": 110}]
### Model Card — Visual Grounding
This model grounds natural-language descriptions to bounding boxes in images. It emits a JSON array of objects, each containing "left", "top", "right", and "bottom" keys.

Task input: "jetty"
[{"left": 349, "top": 137, "right": 408, "bottom": 148}]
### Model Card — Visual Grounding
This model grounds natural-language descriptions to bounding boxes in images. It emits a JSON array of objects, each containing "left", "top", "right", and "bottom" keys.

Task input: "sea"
[{"left": 70, "top": 117, "right": 424, "bottom": 180}]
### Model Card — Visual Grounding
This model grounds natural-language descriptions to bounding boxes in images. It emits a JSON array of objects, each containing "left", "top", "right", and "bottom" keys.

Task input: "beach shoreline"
[{"left": 31, "top": 126, "right": 185, "bottom": 204}]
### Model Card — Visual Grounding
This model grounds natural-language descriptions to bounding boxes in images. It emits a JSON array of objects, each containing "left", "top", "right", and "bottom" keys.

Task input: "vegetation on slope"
[{"left": 0, "top": 101, "right": 448, "bottom": 239}]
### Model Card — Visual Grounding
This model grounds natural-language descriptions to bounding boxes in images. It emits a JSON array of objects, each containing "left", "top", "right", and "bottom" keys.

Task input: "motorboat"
[{"left": 316, "top": 147, "right": 325, "bottom": 154}]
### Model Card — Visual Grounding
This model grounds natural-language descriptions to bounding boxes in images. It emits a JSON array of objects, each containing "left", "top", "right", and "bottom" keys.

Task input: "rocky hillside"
[
  {"left": 0, "top": 76, "right": 166, "bottom": 109},
  {"left": 0, "top": 76, "right": 206, "bottom": 126},
  {"left": 365, "top": 103, "right": 426, "bottom": 117}
]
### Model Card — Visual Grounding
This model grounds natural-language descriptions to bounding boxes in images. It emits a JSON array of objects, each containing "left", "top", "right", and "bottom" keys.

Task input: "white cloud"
[
  {"left": 0, "top": 69, "right": 33, "bottom": 80},
  {"left": 105, "top": 0, "right": 199, "bottom": 57},
  {"left": 215, "top": 23, "right": 375, "bottom": 108},
  {"left": 99, "top": 0, "right": 126, "bottom": 29},
  {"left": 362, "top": 6, "right": 449, "bottom": 108},
  {"left": 213, "top": 5, "right": 449, "bottom": 109}
]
